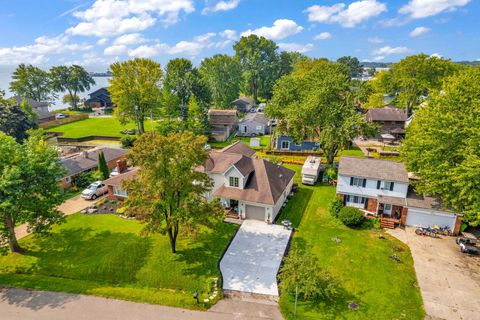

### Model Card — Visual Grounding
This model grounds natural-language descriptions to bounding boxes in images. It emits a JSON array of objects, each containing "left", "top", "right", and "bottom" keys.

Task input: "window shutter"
[
  {"left": 350, "top": 177, "right": 354, "bottom": 186},
  {"left": 377, "top": 180, "right": 381, "bottom": 189},
  {"left": 390, "top": 182, "right": 394, "bottom": 191},
  {"left": 362, "top": 179, "right": 367, "bottom": 187}
]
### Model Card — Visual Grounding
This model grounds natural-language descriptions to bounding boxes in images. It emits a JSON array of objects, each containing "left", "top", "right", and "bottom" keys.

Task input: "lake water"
[{"left": 0, "top": 66, "right": 111, "bottom": 111}]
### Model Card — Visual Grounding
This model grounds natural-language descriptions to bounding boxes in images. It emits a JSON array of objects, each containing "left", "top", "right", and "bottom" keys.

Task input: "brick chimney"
[{"left": 116, "top": 159, "right": 127, "bottom": 174}]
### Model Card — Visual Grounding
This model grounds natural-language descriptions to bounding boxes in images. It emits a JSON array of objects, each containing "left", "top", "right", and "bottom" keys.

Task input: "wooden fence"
[{"left": 40, "top": 114, "right": 89, "bottom": 129}]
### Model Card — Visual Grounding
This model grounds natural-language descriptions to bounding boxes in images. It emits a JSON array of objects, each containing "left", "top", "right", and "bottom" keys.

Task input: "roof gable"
[
  {"left": 365, "top": 105, "right": 407, "bottom": 122},
  {"left": 338, "top": 156, "right": 409, "bottom": 183}
]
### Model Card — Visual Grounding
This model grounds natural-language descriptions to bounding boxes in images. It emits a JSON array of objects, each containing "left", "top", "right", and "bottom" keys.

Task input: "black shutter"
[
  {"left": 362, "top": 179, "right": 366, "bottom": 187},
  {"left": 350, "top": 177, "right": 354, "bottom": 186},
  {"left": 390, "top": 182, "right": 394, "bottom": 191},
  {"left": 377, "top": 180, "right": 381, "bottom": 189}
]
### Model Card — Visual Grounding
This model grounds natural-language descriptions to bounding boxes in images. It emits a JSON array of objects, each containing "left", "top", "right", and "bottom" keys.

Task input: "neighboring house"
[
  {"left": 238, "top": 112, "right": 270, "bottom": 137},
  {"left": 199, "top": 141, "right": 295, "bottom": 222},
  {"left": 230, "top": 97, "right": 254, "bottom": 113},
  {"left": 60, "top": 147, "right": 128, "bottom": 189},
  {"left": 10, "top": 96, "right": 55, "bottom": 123},
  {"left": 365, "top": 105, "right": 407, "bottom": 138},
  {"left": 208, "top": 109, "right": 239, "bottom": 142},
  {"left": 84, "top": 88, "right": 113, "bottom": 109},
  {"left": 275, "top": 135, "right": 319, "bottom": 151},
  {"left": 104, "top": 165, "right": 139, "bottom": 201},
  {"left": 220, "top": 140, "right": 256, "bottom": 158},
  {"left": 336, "top": 156, "right": 463, "bottom": 234}
]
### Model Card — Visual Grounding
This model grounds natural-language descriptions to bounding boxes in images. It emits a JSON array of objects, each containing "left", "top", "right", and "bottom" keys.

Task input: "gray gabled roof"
[
  {"left": 61, "top": 147, "right": 128, "bottom": 178},
  {"left": 365, "top": 105, "right": 407, "bottom": 122},
  {"left": 221, "top": 141, "right": 256, "bottom": 157},
  {"left": 240, "top": 112, "right": 269, "bottom": 125},
  {"left": 338, "top": 156, "right": 409, "bottom": 183}
]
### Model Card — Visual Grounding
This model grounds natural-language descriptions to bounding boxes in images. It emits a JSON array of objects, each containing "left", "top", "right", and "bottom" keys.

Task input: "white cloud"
[
  {"left": 278, "top": 43, "right": 314, "bottom": 53},
  {"left": 241, "top": 19, "right": 303, "bottom": 40},
  {"left": 68, "top": 0, "right": 195, "bottom": 37},
  {"left": 194, "top": 32, "right": 216, "bottom": 43},
  {"left": 372, "top": 46, "right": 409, "bottom": 56},
  {"left": 305, "top": 0, "right": 387, "bottom": 28},
  {"left": 314, "top": 32, "right": 332, "bottom": 40},
  {"left": 220, "top": 29, "right": 237, "bottom": 40},
  {"left": 104, "top": 44, "right": 127, "bottom": 56},
  {"left": 430, "top": 52, "right": 443, "bottom": 58},
  {"left": 399, "top": 0, "right": 470, "bottom": 19},
  {"left": 97, "top": 38, "right": 108, "bottom": 45},
  {"left": 373, "top": 55, "right": 385, "bottom": 61},
  {"left": 368, "top": 36, "right": 383, "bottom": 44},
  {"left": 128, "top": 44, "right": 164, "bottom": 58},
  {"left": 113, "top": 33, "right": 146, "bottom": 45},
  {"left": 410, "top": 26, "right": 430, "bottom": 37},
  {"left": 202, "top": 0, "right": 240, "bottom": 14}
]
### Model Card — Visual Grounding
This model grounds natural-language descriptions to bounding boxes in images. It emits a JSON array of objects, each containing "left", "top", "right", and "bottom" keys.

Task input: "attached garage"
[
  {"left": 406, "top": 208, "right": 456, "bottom": 229},
  {"left": 245, "top": 204, "right": 265, "bottom": 221}
]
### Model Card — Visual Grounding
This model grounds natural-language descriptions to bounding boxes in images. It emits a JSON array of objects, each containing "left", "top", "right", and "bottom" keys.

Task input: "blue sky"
[{"left": 0, "top": 0, "right": 478, "bottom": 70}]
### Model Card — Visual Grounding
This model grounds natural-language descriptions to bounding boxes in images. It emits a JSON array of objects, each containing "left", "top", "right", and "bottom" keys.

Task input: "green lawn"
[
  {"left": 46, "top": 117, "right": 155, "bottom": 138},
  {"left": 0, "top": 214, "right": 237, "bottom": 309},
  {"left": 276, "top": 165, "right": 424, "bottom": 320},
  {"left": 210, "top": 135, "right": 271, "bottom": 150}
]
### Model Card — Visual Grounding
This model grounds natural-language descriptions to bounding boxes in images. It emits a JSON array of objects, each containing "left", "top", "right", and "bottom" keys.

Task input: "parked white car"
[
  {"left": 55, "top": 113, "right": 66, "bottom": 119},
  {"left": 81, "top": 181, "right": 108, "bottom": 200}
]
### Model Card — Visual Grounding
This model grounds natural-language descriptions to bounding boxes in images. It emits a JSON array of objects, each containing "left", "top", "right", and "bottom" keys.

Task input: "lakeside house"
[
  {"left": 365, "top": 105, "right": 407, "bottom": 139},
  {"left": 336, "top": 156, "right": 463, "bottom": 233},
  {"left": 84, "top": 88, "right": 113, "bottom": 109},
  {"left": 10, "top": 96, "right": 56, "bottom": 124}
]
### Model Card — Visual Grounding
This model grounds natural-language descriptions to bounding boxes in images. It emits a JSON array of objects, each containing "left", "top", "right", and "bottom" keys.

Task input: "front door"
[{"left": 384, "top": 203, "right": 392, "bottom": 215}]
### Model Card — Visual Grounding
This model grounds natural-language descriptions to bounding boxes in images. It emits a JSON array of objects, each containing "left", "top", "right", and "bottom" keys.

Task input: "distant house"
[
  {"left": 365, "top": 105, "right": 407, "bottom": 138},
  {"left": 10, "top": 96, "right": 55, "bottom": 124},
  {"left": 104, "top": 166, "right": 138, "bottom": 201},
  {"left": 60, "top": 147, "right": 128, "bottom": 189},
  {"left": 84, "top": 88, "right": 113, "bottom": 109},
  {"left": 230, "top": 97, "right": 254, "bottom": 113},
  {"left": 238, "top": 112, "right": 270, "bottom": 137},
  {"left": 208, "top": 109, "right": 239, "bottom": 142},
  {"left": 275, "top": 135, "right": 319, "bottom": 151}
]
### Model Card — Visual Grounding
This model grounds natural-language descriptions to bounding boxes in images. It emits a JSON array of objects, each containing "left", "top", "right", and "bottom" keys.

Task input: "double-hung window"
[
  {"left": 350, "top": 177, "right": 366, "bottom": 187},
  {"left": 229, "top": 176, "right": 239, "bottom": 188},
  {"left": 281, "top": 140, "right": 290, "bottom": 150}
]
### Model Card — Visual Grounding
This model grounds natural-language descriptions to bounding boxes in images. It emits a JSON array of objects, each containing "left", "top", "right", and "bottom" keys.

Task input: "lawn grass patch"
[
  {"left": 0, "top": 214, "right": 237, "bottom": 309},
  {"left": 210, "top": 135, "right": 271, "bottom": 150},
  {"left": 277, "top": 164, "right": 424, "bottom": 320}
]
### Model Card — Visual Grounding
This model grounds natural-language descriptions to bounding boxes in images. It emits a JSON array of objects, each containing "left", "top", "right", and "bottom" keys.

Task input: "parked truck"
[{"left": 301, "top": 156, "right": 322, "bottom": 185}]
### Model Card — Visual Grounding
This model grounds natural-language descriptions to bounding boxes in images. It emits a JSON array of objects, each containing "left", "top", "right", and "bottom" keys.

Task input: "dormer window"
[{"left": 229, "top": 176, "right": 239, "bottom": 188}]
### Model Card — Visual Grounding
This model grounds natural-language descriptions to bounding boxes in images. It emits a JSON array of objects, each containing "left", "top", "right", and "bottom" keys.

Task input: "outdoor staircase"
[{"left": 380, "top": 218, "right": 395, "bottom": 229}]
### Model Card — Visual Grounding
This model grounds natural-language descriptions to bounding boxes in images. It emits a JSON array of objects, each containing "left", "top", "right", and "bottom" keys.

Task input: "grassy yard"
[
  {"left": 0, "top": 214, "right": 237, "bottom": 309},
  {"left": 210, "top": 135, "right": 271, "bottom": 150},
  {"left": 276, "top": 165, "right": 424, "bottom": 320},
  {"left": 46, "top": 117, "right": 155, "bottom": 138}
]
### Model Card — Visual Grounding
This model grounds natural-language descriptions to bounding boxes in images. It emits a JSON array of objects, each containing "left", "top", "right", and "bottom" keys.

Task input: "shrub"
[
  {"left": 279, "top": 249, "right": 340, "bottom": 302},
  {"left": 328, "top": 198, "right": 343, "bottom": 218},
  {"left": 324, "top": 165, "right": 338, "bottom": 181},
  {"left": 338, "top": 206, "right": 364, "bottom": 227},
  {"left": 72, "top": 171, "right": 94, "bottom": 189},
  {"left": 121, "top": 136, "right": 137, "bottom": 148}
]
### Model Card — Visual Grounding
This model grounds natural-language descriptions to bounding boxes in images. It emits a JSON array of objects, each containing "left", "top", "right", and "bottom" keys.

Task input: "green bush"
[
  {"left": 72, "top": 171, "right": 94, "bottom": 189},
  {"left": 324, "top": 165, "right": 338, "bottom": 181},
  {"left": 328, "top": 198, "right": 343, "bottom": 218},
  {"left": 121, "top": 136, "right": 137, "bottom": 148},
  {"left": 338, "top": 206, "right": 364, "bottom": 227}
]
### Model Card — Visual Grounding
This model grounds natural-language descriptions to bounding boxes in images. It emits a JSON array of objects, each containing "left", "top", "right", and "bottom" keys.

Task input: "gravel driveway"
[{"left": 388, "top": 227, "right": 480, "bottom": 320}]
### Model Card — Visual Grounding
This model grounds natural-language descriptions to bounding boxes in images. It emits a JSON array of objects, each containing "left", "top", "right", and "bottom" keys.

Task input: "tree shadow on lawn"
[{"left": 19, "top": 227, "right": 152, "bottom": 286}]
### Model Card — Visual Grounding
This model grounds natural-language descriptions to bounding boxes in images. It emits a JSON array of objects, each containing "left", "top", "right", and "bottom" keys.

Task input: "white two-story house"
[
  {"left": 336, "top": 156, "right": 463, "bottom": 234},
  {"left": 199, "top": 141, "right": 295, "bottom": 222}
]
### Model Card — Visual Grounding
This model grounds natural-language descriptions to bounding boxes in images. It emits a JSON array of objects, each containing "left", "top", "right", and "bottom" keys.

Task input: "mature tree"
[
  {"left": 267, "top": 59, "right": 376, "bottom": 164},
  {"left": 62, "top": 94, "right": 81, "bottom": 109},
  {"left": 402, "top": 67, "right": 480, "bottom": 225},
  {"left": 123, "top": 132, "right": 223, "bottom": 253},
  {"left": 109, "top": 58, "right": 163, "bottom": 134},
  {"left": 19, "top": 98, "right": 38, "bottom": 123},
  {"left": 97, "top": 152, "right": 110, "bottom": 180},
  {"left": 0, "top": 131, "right": 66, "bottom": 253},
  {"left": 336, "top": 56, "right": 363, "bottom": 78},
  {"left": 9, "top": 64, "right": 53, "bottom": 102},
  {"left": 0, "top": 105, "right": 37, "bottom": 143},
  {"left": 199, "top": 54, "right": 242, "bottom": 108},
  {"left": 234, "top": 35, "right": 279, "bottom": 102},
  {"left": 351, "top": 79, "right": 373, "bottom": 107},
  {"left": 186, "top": 96, "right": 209, "bottom": 135},
  {"left": 50, "top": 65, "right": 95, "bottom": 110}
]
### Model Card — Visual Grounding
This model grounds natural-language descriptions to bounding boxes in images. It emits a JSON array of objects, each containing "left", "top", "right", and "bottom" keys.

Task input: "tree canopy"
[
  {"left": 0, "top": 104, "right": 37, "bottom": 143},
  {"left": 402, "top": 66, "right": 480, "bottom": 225},
  {"left": 50, "top": 65, "right": 95, "bottom": 110},
  {"left": 109, "top": 58, "right": 163, "bottom": 134},
  {"left": 122, "top": 132, "right": 223, "bottom": 253},
  {"left": 0, "top": 131, "right": 66, "bottom": 253},
  {"left": 9, "top": 64, "right": 53, "bottom": 102},
  {"left": 336, "top": 56, "right": 363, "bottom": 78},
  {"left": 267, "top": 59, "right": 376, "bottom": 164}
]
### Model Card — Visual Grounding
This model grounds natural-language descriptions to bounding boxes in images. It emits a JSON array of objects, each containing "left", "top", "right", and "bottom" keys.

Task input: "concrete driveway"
[
  {"left": 388, "top": 228, "right": 480, "bottom": 320},
  {"left": 220, "top": 220, "right": 292, "bottom": 297}
]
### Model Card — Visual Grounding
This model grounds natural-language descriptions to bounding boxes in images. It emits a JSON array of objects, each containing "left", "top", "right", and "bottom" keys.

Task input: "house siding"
[
  {"left": 275, "top": 136, "right": 319, "bottom": 151},
  {"left": 238, "top": 120, "right": 268, "bottom": 136},
  {"left": 337, "top": 174, "right": 409, "bottom": 199}
]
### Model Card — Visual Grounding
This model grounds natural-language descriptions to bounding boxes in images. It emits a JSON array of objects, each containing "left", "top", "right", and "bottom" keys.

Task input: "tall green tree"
[
  {"left": 402, "top": 67, "right": 480, "bottom": 225},
  {"left": 9, "top": 64, "right": 53, "bottom": 102},
  {"left": 50, "top": 65, "right": 95, "bottom": 110},
  {"left": 233, "top": 35, "right": 279, "bottom": 102},
  {"left": 123, "top": 132, "right": 223, "bottom": 253},
  {"left": 97, "top": 152, "right": 110, "bottom": 180},
  {"left": 199, "top": 54, "right": 242, "bottom": 108},
  {"left": 336, "top": 56, "right": 363, "bottom": 78},
  {"left": 0, "top": 105, "right": 37, "bottom": 143},
  {"left": 266, "top": 59, "right": 376, "bottom": 164},
  {"left": 109, "top": 58, "right": 163, "bottom": 134},
  {"left": 0, "top": 131, "right": 66, "bottom": 253},
  {"left": 277, "top": 51, "right": 306, "bottom": 78}
]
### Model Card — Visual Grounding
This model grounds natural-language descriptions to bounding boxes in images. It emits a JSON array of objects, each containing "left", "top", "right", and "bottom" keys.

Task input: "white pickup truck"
[{"left": 81, "top": 181, "right": 108, "bottom": 200}]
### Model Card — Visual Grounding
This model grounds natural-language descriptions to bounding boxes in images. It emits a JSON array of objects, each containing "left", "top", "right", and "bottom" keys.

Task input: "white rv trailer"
[{"left": 301, "top": 156, "right": 322, "bottom": 185}]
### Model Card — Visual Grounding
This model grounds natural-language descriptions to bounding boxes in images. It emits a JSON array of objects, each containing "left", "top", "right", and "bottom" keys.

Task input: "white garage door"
[
  {"left": 246, "top": 205, "right": 265, "bottom": 221},
  {"left": 406, "top": 208, "right": 456, "bottom": 229}
]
